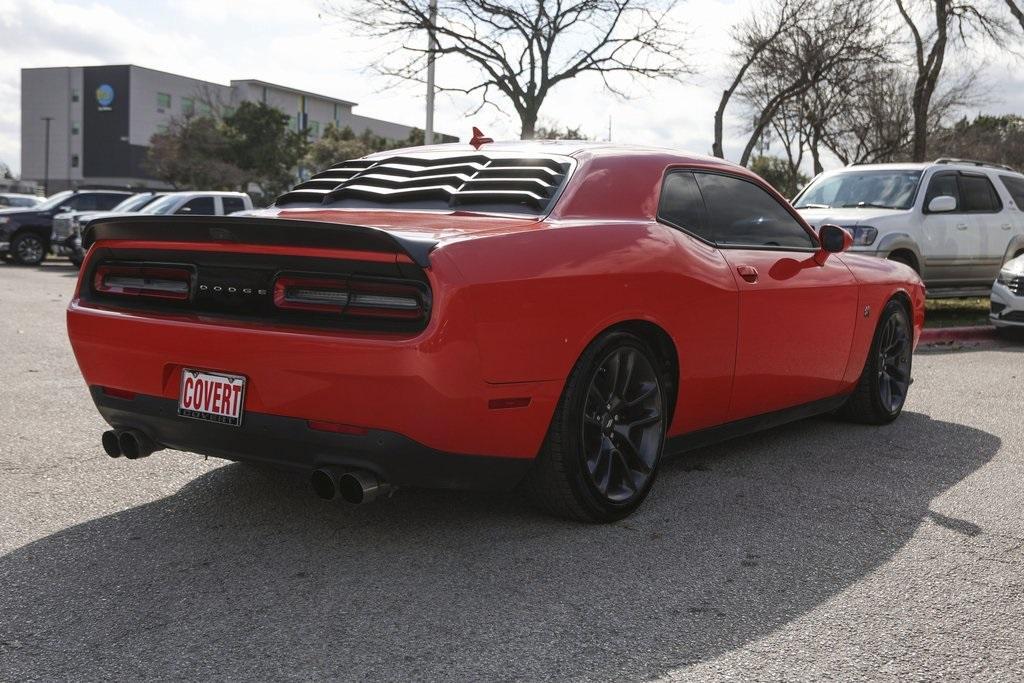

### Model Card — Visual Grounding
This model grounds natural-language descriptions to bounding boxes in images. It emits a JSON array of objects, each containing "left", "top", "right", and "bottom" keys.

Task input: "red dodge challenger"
[{"left": 68, "top": 140, "right": 925, "bottom": 521}]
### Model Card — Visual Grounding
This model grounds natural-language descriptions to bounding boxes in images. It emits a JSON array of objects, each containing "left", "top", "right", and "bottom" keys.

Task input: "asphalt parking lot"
[{"left": 1, "top": 261, "right": 1023, "bottom": 682}]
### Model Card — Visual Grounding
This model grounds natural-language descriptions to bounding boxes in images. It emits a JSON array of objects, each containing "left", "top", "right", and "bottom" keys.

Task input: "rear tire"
[
  {"left": 838, "top": 299, "right": 913, "bottom": 424},
  {"left": 524, "top": 330, "right": 668, "bottom": 522},
  {"left": 10, "top": 232, "right": 46, "bottom": 266}
]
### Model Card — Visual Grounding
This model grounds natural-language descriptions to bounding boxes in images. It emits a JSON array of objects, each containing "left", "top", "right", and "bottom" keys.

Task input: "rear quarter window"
[
  {"left": 999, "top": 175, "right": 1024, "bottom": 207},
  {"left": 959, "top": 175, "right": 1001, "bottom": 213},
  {"left": 657, "top": 171, "right": 712, "bottom": 241}
]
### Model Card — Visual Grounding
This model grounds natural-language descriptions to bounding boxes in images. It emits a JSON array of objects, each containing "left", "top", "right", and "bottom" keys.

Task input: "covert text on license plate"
[{"left": 178, "top": 369, "right": 246, "bottom": 426}]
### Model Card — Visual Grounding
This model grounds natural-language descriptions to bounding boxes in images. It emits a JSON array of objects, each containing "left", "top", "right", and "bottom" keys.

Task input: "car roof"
[
  {"left": 834, "top": 161, "right": 1022, "bottom": 176},
  {"left": 164, "top": 191, "right": 248, "bottom": 197},
  {"left": 366, "top": 139, "right": 743, "bottom": 169}
]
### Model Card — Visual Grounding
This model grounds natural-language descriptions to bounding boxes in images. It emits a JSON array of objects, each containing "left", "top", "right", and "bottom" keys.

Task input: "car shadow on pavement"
[{"left": 0, "top": 412, "right": 999, "bottom": 681}]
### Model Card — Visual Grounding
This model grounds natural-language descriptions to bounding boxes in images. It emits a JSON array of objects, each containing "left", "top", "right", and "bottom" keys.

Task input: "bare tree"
[
  {"left": 895, "top": 0, "right": 1014, "bottom": 161},
  {"left": 736, "top": 0, "right": 889, "bottom": 167},
  {"left": 334, "top": 0, "right": 687, "bottom": 139},
  {"left": 713, "top": 0, "right": 813, "bottom": 159},
  {"left": 820, "top": 68, "right": 916, "bottom": 164},
  {"left": 820, "top": 66, "right": 974, "bottom": 164},
  {"left": 1007, "top": 0, "right": 1024, "bottom": 30}
]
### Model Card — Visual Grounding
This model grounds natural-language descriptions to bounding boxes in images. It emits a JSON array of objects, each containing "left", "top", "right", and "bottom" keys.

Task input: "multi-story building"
[{"left": 21, "top": 64, "right": 456, "bottom": 193}]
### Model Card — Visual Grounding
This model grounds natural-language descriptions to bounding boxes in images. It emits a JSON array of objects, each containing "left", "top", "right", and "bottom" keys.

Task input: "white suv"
[{"left": 794, "top": 159, "right": 1024, "bottom": 297}]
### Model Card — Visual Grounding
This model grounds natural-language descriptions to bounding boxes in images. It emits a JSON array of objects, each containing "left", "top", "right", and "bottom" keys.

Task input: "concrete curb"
[{"left": 919, "top": 325, "right": 998, "bottom": 344}]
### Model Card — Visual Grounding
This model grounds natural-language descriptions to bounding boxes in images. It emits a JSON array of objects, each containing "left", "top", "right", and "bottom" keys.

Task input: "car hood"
[
  {"left": 796, "top": 207, "right": 908, "bottom": 228},
  {"left": 76, "top": 210, "right": 136, "bottom": 223},
  {"left": 0, "top": 208, "right": 41, "bottom": 219},
  {"left": 56, "top": 210, "right": 108, "bottom": 220}
]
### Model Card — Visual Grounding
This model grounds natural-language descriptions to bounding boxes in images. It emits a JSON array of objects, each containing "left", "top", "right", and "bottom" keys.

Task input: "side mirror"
[
  {"left": 928, "top": 195, "right": 957, "bottom": 213},
  {"left": 59, "top": 205, "right": 74, "bottom": 213},
  {"left": 814, "top": 224, "right": 853, "bottom": 265},
  {"left": 175, "top": 206, "right": 192, "bottom": 214}
]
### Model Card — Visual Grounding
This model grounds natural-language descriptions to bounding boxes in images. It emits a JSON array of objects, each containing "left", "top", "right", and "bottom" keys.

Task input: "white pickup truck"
[{"left": 794, "top": 159, "right": 1024, "bottom": 297}]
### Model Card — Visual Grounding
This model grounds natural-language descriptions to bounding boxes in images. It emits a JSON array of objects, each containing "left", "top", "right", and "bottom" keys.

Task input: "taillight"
[
  {"left": 93, "top": 264, "right": 192, "bottom": 300},
  {"left": 273, "top": 274, "right": 427, "bottom": 320}
]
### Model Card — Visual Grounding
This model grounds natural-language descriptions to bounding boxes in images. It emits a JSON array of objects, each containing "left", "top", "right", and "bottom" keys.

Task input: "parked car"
[
  {"left": 0, "top": 193, "right": 41, "bottom": 208},
  {"left": 991, "top": 253, "right": 1024, "bottom": 331},
  {"left": 794, "top": 158, "right": 1024, "bottom": 297},
  {"left": 53, "top": 192, "right": 169, "bottom": 266},
  {"left": 127, "top": 191, "right": 253, "bottom": 218},
  {"left": 57, "top": 191, "right": 253, "bottom": 267},
  {"left": 0, "top": 189, "right": 131, "bottom": 265},
  {"left": 68, "top": 141, "right": 924, "bottom": 522}
]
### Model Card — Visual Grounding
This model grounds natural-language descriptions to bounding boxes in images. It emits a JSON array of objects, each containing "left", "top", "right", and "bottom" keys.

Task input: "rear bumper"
[
  {"left": 67, "top": 300, "right": 563, "bottom": 459},
  {"left": 92, "top": 387, "right": 532, "bottom": 491}
]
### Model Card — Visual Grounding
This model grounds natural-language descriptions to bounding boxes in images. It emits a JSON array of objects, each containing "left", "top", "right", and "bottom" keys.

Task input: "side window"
[
  {"left": 95, "top": 194, "right": 127, "bottom": 210},
  {"left": 959, "top": 174, "right": 1001, "bottom": 213},
  {"left": 70, "top": 195, "right": 99, "bottom": 211},
  {"left": 695, "top": 173, "right": 814, "bottom": 249},
  {"left": 221, "top": 197, "right": 246, "bottom": 215},
  {"left": 657, "top": 172, "right": 711, "bottom": 241},
  {"left": 999, "top": 175, "right": 1024, "bottom": 207},
  {"left": 924, "top": 173, "right": 959, "bottom": 211},
  {"left": 177, "top": 197, "right": 216, "bottom": 215}
]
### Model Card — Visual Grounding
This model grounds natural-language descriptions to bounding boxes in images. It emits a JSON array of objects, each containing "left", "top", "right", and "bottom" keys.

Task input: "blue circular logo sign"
[{"left": 96, "top": 84, "right": 114, "bottom": 107}]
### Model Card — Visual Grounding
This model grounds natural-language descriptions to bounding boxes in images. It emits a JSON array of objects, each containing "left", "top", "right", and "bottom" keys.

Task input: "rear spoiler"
[{"left": 82, "top": 215, "right": 439, "bottom": 268}]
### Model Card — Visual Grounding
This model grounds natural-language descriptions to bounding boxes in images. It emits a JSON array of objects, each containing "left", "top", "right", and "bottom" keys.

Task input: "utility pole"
[
  {"left": 41, "top": 116, "right": 53, "bottom": 196},
  {"left": 424, "top": 0, "right": 438, "bottom": 145}
]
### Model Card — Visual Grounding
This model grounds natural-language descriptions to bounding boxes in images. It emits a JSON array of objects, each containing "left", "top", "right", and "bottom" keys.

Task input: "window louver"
[{"left": 277, "top": 153, "right": 573, "bottom": 214}]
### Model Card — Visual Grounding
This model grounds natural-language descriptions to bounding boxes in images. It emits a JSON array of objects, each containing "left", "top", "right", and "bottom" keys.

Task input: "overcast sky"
[{"left": 1, "top": 0, "right": 1022, "bottom": 177}]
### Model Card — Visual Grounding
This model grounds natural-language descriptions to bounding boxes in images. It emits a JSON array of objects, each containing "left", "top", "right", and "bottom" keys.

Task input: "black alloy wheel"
[
  {"left": 582, "top": 346, "right": 665, "bottom": 503},
  {"left": 526, "top": 330, "right": 668, "bottom": 522},
  {"left": 838, "top": 299, "right": 913, "bottom": 424},
  {"left": 876, "top": 310, "right": 911, "bottom": 414},
  {"left": 11, "top": 233, "right": 46, "bottom": 266}
]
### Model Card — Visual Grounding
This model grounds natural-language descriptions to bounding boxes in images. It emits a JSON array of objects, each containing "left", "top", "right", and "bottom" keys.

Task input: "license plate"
[{"left": 178, "top": 369, "right": 246, "bottom": 426}]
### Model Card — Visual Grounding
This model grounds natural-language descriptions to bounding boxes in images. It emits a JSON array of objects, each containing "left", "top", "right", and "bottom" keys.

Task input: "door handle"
[
  {"left": 956, "top": 223, "right": 969, "bottom": 231},
  {"left": 1002, "top": 224, "right": 1013, "bottom": 230},
  {"left": 736, "top": 265, "right": 759, "bottom": 283}
]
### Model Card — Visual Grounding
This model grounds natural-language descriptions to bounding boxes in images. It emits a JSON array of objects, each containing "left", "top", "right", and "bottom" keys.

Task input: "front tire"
[
  {"left": 10, "top": 232, "right": 46, "bottom": 266},
  {"left": 525, "top": 331, "right": 668, "bottom": 522},
  {"left": 838, "top": 299, "right": 913, "bottom": 424}
]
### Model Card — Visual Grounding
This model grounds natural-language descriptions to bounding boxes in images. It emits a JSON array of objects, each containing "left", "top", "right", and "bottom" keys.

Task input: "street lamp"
[
  {"left": 425, "top": 0, "right": 438, "bottom": 145},
  {"left": 41, "top": 116, "right": 53, "bottom": 196}
]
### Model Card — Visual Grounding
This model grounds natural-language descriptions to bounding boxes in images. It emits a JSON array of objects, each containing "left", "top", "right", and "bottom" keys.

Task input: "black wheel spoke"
[
  {"left": 616, "top": 433, "right": 653, "bottom": 475},
  {"left": 628, "top": 409, "right": 661, "bottom": 430},
  {"left": 582, "top": 343, "right": 665, "bottom": 504},
  {"left": 624, "top": 382, "right": 657, "bottom": 408},
  {"left": 875, "top": 310, "right": 911, "bottom": 413}
]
